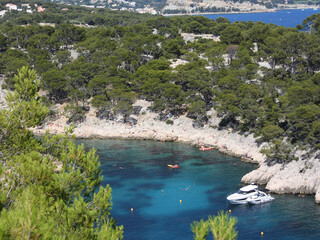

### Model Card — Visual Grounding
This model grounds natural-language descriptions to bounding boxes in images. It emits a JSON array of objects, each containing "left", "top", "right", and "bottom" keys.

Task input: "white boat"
[
  {"left": 247, "top": 191, "right": 274, "bottom": 205},
  {"left": 227, "top": 185, "right": 258, "bottom": 204}
]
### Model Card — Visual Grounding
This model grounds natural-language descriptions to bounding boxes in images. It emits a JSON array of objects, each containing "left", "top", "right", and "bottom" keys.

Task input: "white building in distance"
[{"left": 6, "top": 4, "right": 18, "bottom": 11}]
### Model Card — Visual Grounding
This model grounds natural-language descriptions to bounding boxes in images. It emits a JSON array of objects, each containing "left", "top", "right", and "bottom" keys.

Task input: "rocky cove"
[
  {"left": 2, "top": 76, "right": 320, "bottom": 202},
  {"left": 32, "top": 99, "right": 320, "bottom": 204}
]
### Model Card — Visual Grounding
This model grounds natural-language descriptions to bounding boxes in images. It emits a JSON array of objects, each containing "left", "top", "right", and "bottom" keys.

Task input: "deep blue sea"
[
  {"left": 202, "top": 8, "right": 320, "bottom": 27},
  {"left": 78, "top": 139, "right": 320, "bottom": 240}
]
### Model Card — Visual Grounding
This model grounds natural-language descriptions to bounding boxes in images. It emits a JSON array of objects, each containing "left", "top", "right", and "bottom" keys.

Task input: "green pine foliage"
[
  {"left": 191, "top": 211, "right": 238, "bottom": 240},
  {"left": 191, "top": 219, "right": 210, "bottom": 240},
  {"left": 208, "top": 211, "right": 238, "bottom": 240}
]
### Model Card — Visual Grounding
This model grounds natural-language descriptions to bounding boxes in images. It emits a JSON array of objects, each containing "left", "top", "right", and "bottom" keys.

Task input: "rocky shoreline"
[
  {"left": 163, "top": 3, "right": 317, "bottom": 16},
  {"left": 33, "top": 100, "right": 320, "bottom": 204},
  {"left": 163, "top": 9, "right": 275, "bottom": 16},
  {"left": 242, "top": 156, "right": 320, "bottom": 204},
  {"left": 2, "top": 78, "right": 318, "bottom": 203}
]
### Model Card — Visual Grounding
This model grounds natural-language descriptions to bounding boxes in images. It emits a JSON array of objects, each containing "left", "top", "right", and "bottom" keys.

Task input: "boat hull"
[
  {"left": 226, "top": 184, "right": 262, "bottom": 204},
  {"left": 227, "top": 199, "right": 249, "bottom": 205},
  {"left": 247, "top": 196, "right": 274, "bottom": 205}
]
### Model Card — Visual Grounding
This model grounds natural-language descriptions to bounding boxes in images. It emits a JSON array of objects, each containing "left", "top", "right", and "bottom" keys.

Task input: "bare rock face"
[
  {"left": 164, "top": 0, "right": 267, "bottom": 13},
  {"left": 242, "top": 163, "right": 281, "bottom": 185},
  {"left": 266, "top": 160, "right": 304, "bottom": 194},
  {"left": 0, "top": 76, "right": 8, "bottom": 110},
  {"left": 242, "top": 158, "right": 320, "bottom": 203},
  {"left": 266, "top": 160, "right": 320, "bottom": 195},
  {"left": 316, "top": 186, "right": 320, "bottom": 204}
]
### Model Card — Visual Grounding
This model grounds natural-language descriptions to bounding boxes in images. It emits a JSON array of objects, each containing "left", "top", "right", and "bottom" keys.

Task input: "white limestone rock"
[
  {"left": 241, "top": 163, "right": 281, "bottom": 185},
  {"left": 242, "top": 158, "right": 320, "bottom": 203},
  {"left": 0, "top": 76, "right": 8, "bottom": 110},
  {"left": 316, "top": 185, "right": 320, "bottom": 204}
]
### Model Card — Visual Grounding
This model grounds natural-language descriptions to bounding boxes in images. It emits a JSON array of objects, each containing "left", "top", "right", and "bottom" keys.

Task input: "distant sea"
[{"left": 201, "top": 8, "right": 320, "bottom": 28}]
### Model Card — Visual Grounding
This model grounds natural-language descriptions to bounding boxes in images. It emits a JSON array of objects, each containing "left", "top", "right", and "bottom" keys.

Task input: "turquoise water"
[
  {"left": 78, "top": 139, "right": 320, "bottom": 240},
  {"left": 202, "top": 8, "right": 320, "bottom": 27}
]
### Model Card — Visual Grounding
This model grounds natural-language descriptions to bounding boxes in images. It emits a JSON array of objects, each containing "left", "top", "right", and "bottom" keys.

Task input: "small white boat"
[
  {"left": 247, "top": 191, "right": 274, "bottom": 205},
  {"left": 227, "top": 185, "right": 258, "bottom": 204}
]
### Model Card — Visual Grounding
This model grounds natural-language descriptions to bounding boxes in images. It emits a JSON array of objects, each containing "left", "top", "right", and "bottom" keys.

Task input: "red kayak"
[{"left": 199, "top": 146, "right": 214, "bottom": 151}]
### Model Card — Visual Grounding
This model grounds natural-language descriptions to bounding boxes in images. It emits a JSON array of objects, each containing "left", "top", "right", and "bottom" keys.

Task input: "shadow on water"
[
  {"left": 108, "top": 143, "right": 131, "bottom": 151},
  {"left": 129, "top": 183, "right": 165, "bottom": 192}
]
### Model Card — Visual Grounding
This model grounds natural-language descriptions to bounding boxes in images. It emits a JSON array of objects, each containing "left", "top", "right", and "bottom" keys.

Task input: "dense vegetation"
[
  {"left": 40, "top": 0, "right": 167, "bottom": 11},
  {"left": 1, "top": 1, "right": 320, "bottom": 166}
]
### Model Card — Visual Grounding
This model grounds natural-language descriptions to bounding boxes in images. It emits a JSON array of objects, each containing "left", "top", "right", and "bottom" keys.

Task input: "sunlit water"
[
  {"left": 202, "top": 8, "right": 320, "bottom": 27},
  {"left": 77, "top": 139, "right": 320, "bottom": 240}
]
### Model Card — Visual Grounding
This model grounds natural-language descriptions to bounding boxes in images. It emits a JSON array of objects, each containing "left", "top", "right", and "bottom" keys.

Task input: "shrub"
[{"left": 166, "top": 119, "right": 174, "bottom": 125}]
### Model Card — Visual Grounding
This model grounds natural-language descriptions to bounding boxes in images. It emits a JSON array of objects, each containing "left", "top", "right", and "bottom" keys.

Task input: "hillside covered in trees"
[
  {"left": 0, "top": 0, "right": 155, "bottom": 26},
  {"left": 2, "top": 0, "right": 320, "bottom": 237},
  {"left": 2, "top": 1, "right": 320, "bottom": 164}
]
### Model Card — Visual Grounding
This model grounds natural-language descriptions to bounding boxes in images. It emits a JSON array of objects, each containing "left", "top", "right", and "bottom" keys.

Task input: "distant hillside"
[
  {"left": 37, "top": 0, "right": 319, "bottom": 14},
  {"left": 0, "top": 0, "right": 157, "bottom": 26},
  {"left": 163, "top": 0, "right": 267, "bottom": 14},
  {"left": 163, "top": 0, "right": 319, "bottom": 14},
  {"left": 41, "top": 0, "right": 167, "bottom": 13}
]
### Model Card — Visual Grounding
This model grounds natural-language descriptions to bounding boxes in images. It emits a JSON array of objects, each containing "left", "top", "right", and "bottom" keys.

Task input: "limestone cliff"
[
  {"left": 164, "top": 0, "right": 268, "bottom": 13},
  {"left": 242, "top": 153, "right": 320, "bottom": 203},
  {"left": 0, "top": 77, "right": 8, "bottom": 111}
]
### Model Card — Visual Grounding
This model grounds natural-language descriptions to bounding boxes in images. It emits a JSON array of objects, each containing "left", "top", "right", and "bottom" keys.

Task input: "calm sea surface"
[
  {"left": 202, "top": 8, "right": 320, "bottom": 27},
  {"left": 78, "top": 139, "right": 320, "bottom": 240}
]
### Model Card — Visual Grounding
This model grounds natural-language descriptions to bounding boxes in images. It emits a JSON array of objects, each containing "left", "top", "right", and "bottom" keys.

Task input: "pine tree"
[
  {"left": 191, "top": 219, "right": 209, "bottom": 240},
  {"left": 0, "top": 67, "right": 123, "bottom": 239},
  {"left": 208, "top": 211, "right": 238, "bottom": 240},
  {"left": 191, "top": 211, "right": 238, "bottom": 240}
]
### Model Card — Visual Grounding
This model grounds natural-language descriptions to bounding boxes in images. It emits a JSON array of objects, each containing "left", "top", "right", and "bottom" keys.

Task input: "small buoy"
[
  {"left": 229, "top": 209, "right": 231, "bottom": 213},
  {"left": 180, "top": 200, "right": 182, "bottom": 204},
  {"left": 131, "top": 208, "right": 133, "bottom": 212},
  {"left": 261, "top": 232, "right": 264, "bottom": 237}
]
